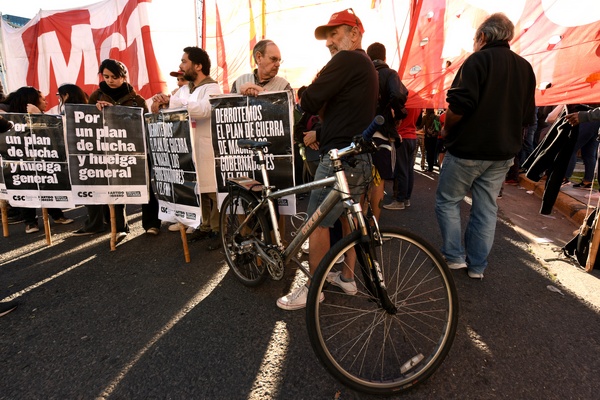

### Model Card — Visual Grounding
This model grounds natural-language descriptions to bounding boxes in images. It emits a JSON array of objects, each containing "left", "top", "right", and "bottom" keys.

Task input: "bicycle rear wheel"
[
  {"left": 220, "top": 188, "right": 271, "bottom": 287},
  {"left": 306, "top": 227, "right": 458, "bottom": 395}
]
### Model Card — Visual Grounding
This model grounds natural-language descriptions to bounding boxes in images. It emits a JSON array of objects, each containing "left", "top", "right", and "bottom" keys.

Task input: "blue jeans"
[
  {"left": 435, "top": 153, "right": 513, "bottom": 274},
  {"left": 307, "top": 153, "right": 370, "bottom": 228}
]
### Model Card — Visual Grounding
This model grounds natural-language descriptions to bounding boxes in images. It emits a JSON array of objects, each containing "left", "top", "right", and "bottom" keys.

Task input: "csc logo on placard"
[
  {"left": 12, "top": 195, "right": 25, "bottom": 201},
  {"left": 77, "top": 192, "right": 93, "bottom": 198}
]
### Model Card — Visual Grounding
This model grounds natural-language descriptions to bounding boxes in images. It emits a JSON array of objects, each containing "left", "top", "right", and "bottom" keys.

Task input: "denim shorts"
[{"left": 306, "top": 153, "right": 371, "bottom": 228}]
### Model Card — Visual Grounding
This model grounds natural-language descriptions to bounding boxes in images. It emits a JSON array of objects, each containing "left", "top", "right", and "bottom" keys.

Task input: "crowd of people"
[{"left": 2, "top": 8, "right": 598, "bottom": 318}]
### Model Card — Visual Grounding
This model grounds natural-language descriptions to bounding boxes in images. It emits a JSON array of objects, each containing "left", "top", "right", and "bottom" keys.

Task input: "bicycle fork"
[{"left": 350, "top": 208, "right": 398, "bottom": 315}]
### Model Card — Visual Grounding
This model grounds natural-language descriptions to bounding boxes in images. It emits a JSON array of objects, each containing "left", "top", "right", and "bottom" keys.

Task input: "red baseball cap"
[
  {"left": 169, "top": 70, "right": 183, "bottom": 77},
  {"left": 314, "top": 9, "right": 364, "bottom": 40}
]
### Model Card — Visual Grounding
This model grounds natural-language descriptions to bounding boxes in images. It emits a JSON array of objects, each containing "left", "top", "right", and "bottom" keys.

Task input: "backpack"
[{"left": 426, "top": 115, "right": 441, "bottom": 138}]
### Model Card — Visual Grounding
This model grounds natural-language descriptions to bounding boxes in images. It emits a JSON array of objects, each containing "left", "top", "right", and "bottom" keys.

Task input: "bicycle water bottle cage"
[{"left": 238, "top": 139, "right": 272, "bottom": 150}]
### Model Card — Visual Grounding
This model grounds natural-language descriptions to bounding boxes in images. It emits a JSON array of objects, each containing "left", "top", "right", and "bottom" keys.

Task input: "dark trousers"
[
  {"left": 81, "top": 204, "right": 128, "bottom": 233},
  {"left": 424, "top": 135, "right": 438, "bottom": 171},
  {"left": 393, "top": 138, "right": 416, "bottom": 201},
  {"left": 22, "top": 208, "right": 64, "bottom": 226},
  {"left": 141, "top": 191, "right": 161, "bottom": 230}
]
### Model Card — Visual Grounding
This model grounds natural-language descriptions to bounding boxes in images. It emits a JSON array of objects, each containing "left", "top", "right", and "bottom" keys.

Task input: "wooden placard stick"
[
  {"left": 42, "top": 208, "right": 52, "bottom": 245},
  {"left": 180, "top": 225, "right": 190, "bottom": 263},
  {"left": 109, "top": 204, "right": 117, "bottom": 251},
  {"left": 1, "top": 200, "right": 8, "bottom": 237}
]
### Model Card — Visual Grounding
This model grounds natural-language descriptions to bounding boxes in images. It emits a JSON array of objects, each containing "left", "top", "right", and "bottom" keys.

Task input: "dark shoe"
[
  {"left": 72, "top": 228, "right": 105, "bottom": 236},
  {"left": 188, "top": 230, "right": 213, "bottom": 243},
  {"left": 573, "top": 181, "right": 592, "bottom": 189},
  {"left": 146, "top": 227, "right": 160, "bottom": 235},
  {"left": 53, "top": 217, "right": 74, "bottom": 225},
  {"left": 25, "top": 224, "right": 39, "bottom": 234},
  {"left": 0, "top": 300, "right": 18, "bottom": 317},
  {"left": 206, "top": 232, "right": 221, "bottom": 251}
]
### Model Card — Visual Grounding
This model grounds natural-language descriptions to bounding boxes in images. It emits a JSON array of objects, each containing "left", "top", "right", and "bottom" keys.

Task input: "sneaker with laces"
[
  {"left": 25, "top": 224, "right": 39, "bottom": 234},
  {"left": 447, "top": 262, "right": 467, "bottom": 270},
  {"left": 326, "top": 271, "right": 357, "bottom": 295},
  {"left": 277, "top": 285, "right": 324, "bottom": 310},
  {"left": 468, "top": 270, "right": 484, "bottom": 279},
  {"left": 383, "top": 200, "right": 405, "bottom": 210},
  {"left": 54, "top": 217, "right": 74, "bottom": 225}
]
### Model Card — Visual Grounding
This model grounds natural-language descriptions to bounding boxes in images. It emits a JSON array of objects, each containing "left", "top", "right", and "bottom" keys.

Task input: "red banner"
[{"left": 1, "top": 0, "right": 166, "bottom": 113}]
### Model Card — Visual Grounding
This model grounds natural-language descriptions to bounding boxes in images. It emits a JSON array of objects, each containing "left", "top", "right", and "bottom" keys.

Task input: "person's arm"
[
  {"left": 388, "top": 74, "right": 408, "bottom": 121},
  {"left": 183, "top": 85, "right": 222, "bottom": 120},
  {"left": 566, "top": 107, "right": 600, "bottom": 126},
  {"left": 443, "top": 108, "right": 463, "bottom": 133}
]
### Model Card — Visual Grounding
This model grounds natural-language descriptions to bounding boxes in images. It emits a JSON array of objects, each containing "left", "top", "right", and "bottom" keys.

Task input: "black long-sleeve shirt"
[
  {"left": 445, "top": 41, "right": 536, "bottom": 160},
  {"left": 301, "top": 49, "right": 378, "bottom": 154}
]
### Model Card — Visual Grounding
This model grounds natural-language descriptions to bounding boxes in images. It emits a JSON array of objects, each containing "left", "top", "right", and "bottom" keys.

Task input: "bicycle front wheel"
[
  {"left": 220, "top": 188, "right": 271, "bottom": 287},
  {"left": 306, "top": 228, "right": 458, "bottom": 395}
]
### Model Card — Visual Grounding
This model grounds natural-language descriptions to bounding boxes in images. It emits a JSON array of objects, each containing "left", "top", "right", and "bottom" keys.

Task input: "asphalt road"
[{"left": 1, "top": 168, "right": 600, "bottom": 399}]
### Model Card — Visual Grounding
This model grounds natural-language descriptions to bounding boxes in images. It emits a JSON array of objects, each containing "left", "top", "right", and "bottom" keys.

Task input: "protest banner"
[
  {"left": 210, "top": 91, "right": 295, "bottom": 215},
  {"left": 0, "top": 113, "right": 74, "bottom": 209},
  {"left": 65, "top": 104, "right": 149, "bottom": 205},
  {"left": 145, "top": 109, "right": 201, "bottom": 229}
]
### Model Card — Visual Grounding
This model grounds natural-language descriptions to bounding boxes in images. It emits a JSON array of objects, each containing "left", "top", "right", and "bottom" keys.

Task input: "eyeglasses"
[{"left": 268, "top": 56, "right": 283, "bottom": 64}]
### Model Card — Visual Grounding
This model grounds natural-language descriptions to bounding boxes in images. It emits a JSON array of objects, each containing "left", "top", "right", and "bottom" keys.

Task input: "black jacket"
[
  {"left": 445, "top": 41, "right": 536, "bottom": 160},
  {"left": 373, "top": 60, "right": 408, "bottom": 137},
  {"left": 301, "top": 49, "right": 378, "bottom": 154}
]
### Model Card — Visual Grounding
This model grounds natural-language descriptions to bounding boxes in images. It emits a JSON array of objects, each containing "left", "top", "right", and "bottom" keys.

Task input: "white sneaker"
[
  {"left": 168, "top": 223, "right": 182, "bottom": 232},
  {"left": 404, "top": 200, "right": 411, "bottom": 207},
  {"left": 168, "top": 223, "right": 195, "bottom": 234},
  {"left": 326, "top": 271, "right": 357, "bottom": 295},
  {"left": 115, "top": 232, "right": 127, "bottom": 244},
  {"left": 276, "top": 285, "right": 323, "bottom": 310},
  {"left": 468, "top": 270, "right": 484, "bottom": 279},
  {"left": 447, "top": 262, "right": 467, "bottom": 270},
  {"left": 383, "top": 200, "right": 405, "bottom": 210},
  {"left": 301, "top": 239, "right": 309, "bottom": 254}
]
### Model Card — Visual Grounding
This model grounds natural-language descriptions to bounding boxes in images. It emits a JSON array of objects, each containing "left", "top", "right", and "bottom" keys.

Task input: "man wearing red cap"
[
  {"left": 169, "top": 70, "right": 188, "bottom": 94},
  {"left": 277, "top": 9, "right": 378, "bottom": 310}
]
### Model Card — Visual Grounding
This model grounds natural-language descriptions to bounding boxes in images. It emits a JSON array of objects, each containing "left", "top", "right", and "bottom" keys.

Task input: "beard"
[
  {"left": 328, "top": 34, "right": 353, "bottom": 56},
  {"left": 183, "top": 69, "right": 197, "bottom": 82}
]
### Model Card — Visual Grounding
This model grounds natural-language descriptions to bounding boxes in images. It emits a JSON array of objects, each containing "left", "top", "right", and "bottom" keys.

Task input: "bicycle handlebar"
[
  {"left": 335, "top": 115, "right": 386, "bottom": 158},
  {"left": 361, "top": 115, "right": 385, "bottom": 141}
]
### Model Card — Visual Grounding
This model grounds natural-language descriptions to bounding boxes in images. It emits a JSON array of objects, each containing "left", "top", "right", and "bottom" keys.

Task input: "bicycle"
[{"left": 219, "top": 116, "right": 458, "bottom": 395}]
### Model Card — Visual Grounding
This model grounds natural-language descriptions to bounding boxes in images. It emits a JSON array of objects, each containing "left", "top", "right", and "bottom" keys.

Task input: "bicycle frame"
[{"left": 227, "top": 145, "right": 370, "bottom": 278}]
